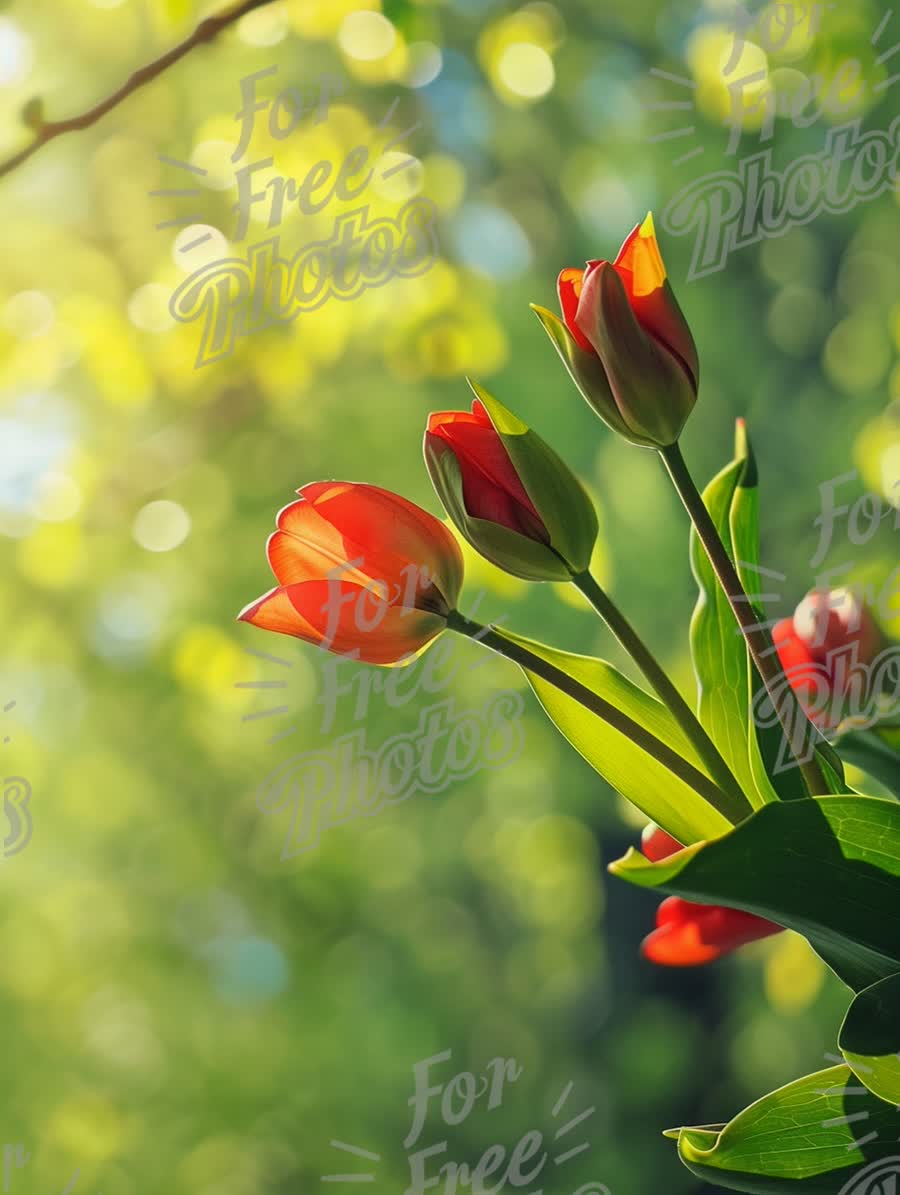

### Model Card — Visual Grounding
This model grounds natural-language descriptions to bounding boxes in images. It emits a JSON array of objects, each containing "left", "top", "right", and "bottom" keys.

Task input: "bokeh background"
[{"left": 0, "top": 0, "right": 898, "bottom": 1191}]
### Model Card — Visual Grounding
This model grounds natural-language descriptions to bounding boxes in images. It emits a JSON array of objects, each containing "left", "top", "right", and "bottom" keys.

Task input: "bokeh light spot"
[
  {"left": 338, "top": 11, "right": 396, "bottom": 61},
  {"left": 132, "top": 500, "right": 191, "bottom": 552},
  {"left": 497, "top": 43, "right": 555, "bottom": 99}
]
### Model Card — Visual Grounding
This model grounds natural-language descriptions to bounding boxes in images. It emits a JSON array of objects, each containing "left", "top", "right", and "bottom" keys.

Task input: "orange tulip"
[{"left": 239, "top": 482, "right": 464, "bottom": 665}]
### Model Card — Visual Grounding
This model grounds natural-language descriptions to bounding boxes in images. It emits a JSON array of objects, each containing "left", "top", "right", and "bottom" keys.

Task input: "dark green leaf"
[
  {"left": 610, "top": 795, "right": 900, "bottom": 991},
  {"left": 840, "top": 973, "right": 900, "bottom": 1105},
  {"left": 837, "top": 729, "right": 900, "bottom": 800}
]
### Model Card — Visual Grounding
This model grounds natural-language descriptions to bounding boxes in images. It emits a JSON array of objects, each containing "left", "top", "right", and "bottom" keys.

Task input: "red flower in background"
[
  {"left": 773, "top": 587, "right": 885, "bottom": 727},
  {"left": 239, "top": 482, "right": 464, "bottom": 665},
  {"left": 639, "top": 825, "right": 782, "bottom": 966}
]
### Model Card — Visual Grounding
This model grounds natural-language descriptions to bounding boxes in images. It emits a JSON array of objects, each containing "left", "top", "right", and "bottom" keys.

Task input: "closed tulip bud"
[
  {"left": 238, "top": 481, "right": 464, "bottom": 665},
  {"left": 532, "top": 213, "right": 699, "bottom": 448},
  {"left": 424, "top": 380, "right": 598, "bottom": 582},
  {"left": 773, "top": 587, "right": 887, "bottom": 727},
  {"left": 640, "top": 825, "right": 782, "bottom": 966}
]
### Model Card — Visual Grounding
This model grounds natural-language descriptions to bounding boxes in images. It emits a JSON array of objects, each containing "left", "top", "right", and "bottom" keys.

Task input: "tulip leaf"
[
  {"left": 836, "top": 728, "right": 900, "bottom": 799},
  {"left": 668, "top": 1064, "right": 900, "bottom": 1192},
  {"left": 690, "top": 442, "right": 775, "bottom": 807},
  {"left": 494, "top": 628, "right": 733, "bottom": 846},
  {"left": 839, "top": 973, "right": 900, "bottom": 1105},
  {"left": 692, "top": 423, "right": 842, "bottom": 807},
  {"left": 466, "top": 380, "right": 599, "bottom": 577},
  {"left": 609, "top": 795, "right": 900, "bottom": 992}
]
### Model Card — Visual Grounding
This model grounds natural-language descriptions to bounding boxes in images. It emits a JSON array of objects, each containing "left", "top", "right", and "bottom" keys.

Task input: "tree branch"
[{"left": 0, "top": 0, "right": 278, "bottom": 181}]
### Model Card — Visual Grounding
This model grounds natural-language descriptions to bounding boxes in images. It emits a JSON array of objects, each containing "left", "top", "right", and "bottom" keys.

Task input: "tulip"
[
  {"left": 639, "top": 825, "right": 782, "bottom": 966},
  {"left": 532, "top": 213, "right": 699, "bottom": 448},
  {"left": 238, "top": 481, "right": 464, "bottom": 665},
  {"left": 773, "top": 587, "right": 886, "bottom": 728},
  {"left": 424, "top": 380, "right": 598, "bottom": 582}
]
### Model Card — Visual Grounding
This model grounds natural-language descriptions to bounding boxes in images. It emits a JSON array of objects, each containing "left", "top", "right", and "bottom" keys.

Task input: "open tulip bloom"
[{"left": 240, "top": 215, "right": 900, "bottom": 1194}]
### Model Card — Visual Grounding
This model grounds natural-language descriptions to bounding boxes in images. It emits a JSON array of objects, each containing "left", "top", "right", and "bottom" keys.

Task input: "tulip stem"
[
  {"left": 658, "top": 441, "right": 828, "bottom": 797},
  {"left": 446, "top": 609, "right": 744, "bottom": 826},
  {"left": 572, "top": 570, "right": 752, "bottom": 820}
]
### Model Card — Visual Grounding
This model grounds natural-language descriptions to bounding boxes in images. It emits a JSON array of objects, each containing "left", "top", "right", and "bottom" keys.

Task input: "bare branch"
[{"left": 0, "top": 0, "right": 278, "bottom": 181}]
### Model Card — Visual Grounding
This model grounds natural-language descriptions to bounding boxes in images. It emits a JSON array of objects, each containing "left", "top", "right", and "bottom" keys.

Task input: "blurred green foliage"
[{"left": 0, "top": 0, "right": 897, "bottom": 1191}]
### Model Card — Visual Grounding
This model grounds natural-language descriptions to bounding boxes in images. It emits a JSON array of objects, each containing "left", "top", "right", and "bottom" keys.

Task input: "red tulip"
[
  {"left": 641, "top": 896, "right": 783, "bottom": 967},
  {"left": 427, "top": 402, "right": 548, "bottom": 543},
  {"left": 238, "top": 482, "right": 464, "bottom": 665},
  {"left": 424, "top": 382, "right": 598, "bottom": 582},
  {"left": 639, "top": 825, "right": 782, "bottom": 966},
  {"left": 773, "top": 587, "right": 885, "bottom": 728},
  {"left": 534, "top": 214, "right": 699, "bottom": 448}
]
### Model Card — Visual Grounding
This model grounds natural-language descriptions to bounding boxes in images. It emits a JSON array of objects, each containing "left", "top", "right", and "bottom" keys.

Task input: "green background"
[{"left": 0, "top": 0, "right": 897, "bottom": 1190}]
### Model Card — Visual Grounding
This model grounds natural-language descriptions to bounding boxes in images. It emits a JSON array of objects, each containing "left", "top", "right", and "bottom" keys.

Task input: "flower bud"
[
  {"left": 533, "top": 213, "right": 699, "bottom": 448},
  {"left": 773, "top": 587, "right": 887, "bottom": 727},
  {"left": 424, "top": 381, "right": 598, "bottom": 582},
  {"left": 640, "top": 825, "right": 782, "bottom": 966}
]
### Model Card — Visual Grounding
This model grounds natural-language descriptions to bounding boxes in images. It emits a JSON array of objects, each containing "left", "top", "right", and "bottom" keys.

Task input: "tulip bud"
[
  {"left": 532, "top": 213, "right": 699, "bottom": 449},
  {"left": 639, "top": 823, "right": 782, "bottom": 965},
  {"left": 641, "top": 896, "right": 782, "bottom": 966},
  {"left": 773, "top": 587, "right": 887, "bottom": 727},
  {"left": 424, "top": 380, "right": 598, "bottom": 582}
]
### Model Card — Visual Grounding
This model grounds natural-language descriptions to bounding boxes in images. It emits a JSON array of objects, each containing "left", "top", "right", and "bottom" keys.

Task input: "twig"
[{"left": 0, "top": 0, "right": 278, "bottom": 181}]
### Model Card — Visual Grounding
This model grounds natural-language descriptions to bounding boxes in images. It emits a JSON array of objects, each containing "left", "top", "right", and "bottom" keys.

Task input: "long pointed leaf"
[{"left": 495, "top": 628, "right": 732, "bottom": 846}]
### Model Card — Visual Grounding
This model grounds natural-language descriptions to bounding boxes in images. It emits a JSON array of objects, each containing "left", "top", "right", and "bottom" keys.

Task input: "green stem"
[
  {"left": 572, "top": 569, "right": 751, "bottom": 821},
  {"left": 659, "top": 441, "right": 828, "bottom": 797},
  {"left": 446, "top": 609, "right": 741, "bottom": 825}
]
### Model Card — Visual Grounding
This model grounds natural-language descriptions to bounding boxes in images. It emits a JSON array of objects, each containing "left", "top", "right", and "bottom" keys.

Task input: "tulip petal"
[
  {"left": 425, "top": 406, "right": 548, "bottom": 541},
  {"left": 424, "top": 436, "right": 571, "bottom": 581},
  {"left": 613, "top": 214, "right": 700, "bottom": 389},
  {"left": 267, "top": 499, "right": 374, "bottom": 588},
  {"left": 557, "top": 268, "right": 595, "bottom": 353},
  {"left": 642, "top": 896, "right": 783, "bottom": 966},
  {"left": 239, "top": 580, "right": 446, "bottom": 665},
  {"left": 641, "top": 824, "right": 685, "bottom": 862},
  {"left": 294, "top": 482, "right": 464, "bottom": 611}
]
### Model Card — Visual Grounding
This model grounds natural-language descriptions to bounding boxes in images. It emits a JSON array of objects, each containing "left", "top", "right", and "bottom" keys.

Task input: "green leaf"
[
  {"left": 670, "top": 1065, "right": 900, "bottom": 1192},
  {"left": 690, "top": 443, "right": 774, "bottom": 807},
  {"left": 609, "top": 795, "right": 900, "bottom": 991},
  {"left": 495, "top": 628, "right": 733, "bottom": 846},
  {"left": 840, "top": 973, "right": 900, "bottom": 1105},
  {"left": 692, "top": 422, "right": 842, "bottom": 805},
  {"left": 836, "top": 729, "right": 900, "bottom": 799}
]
